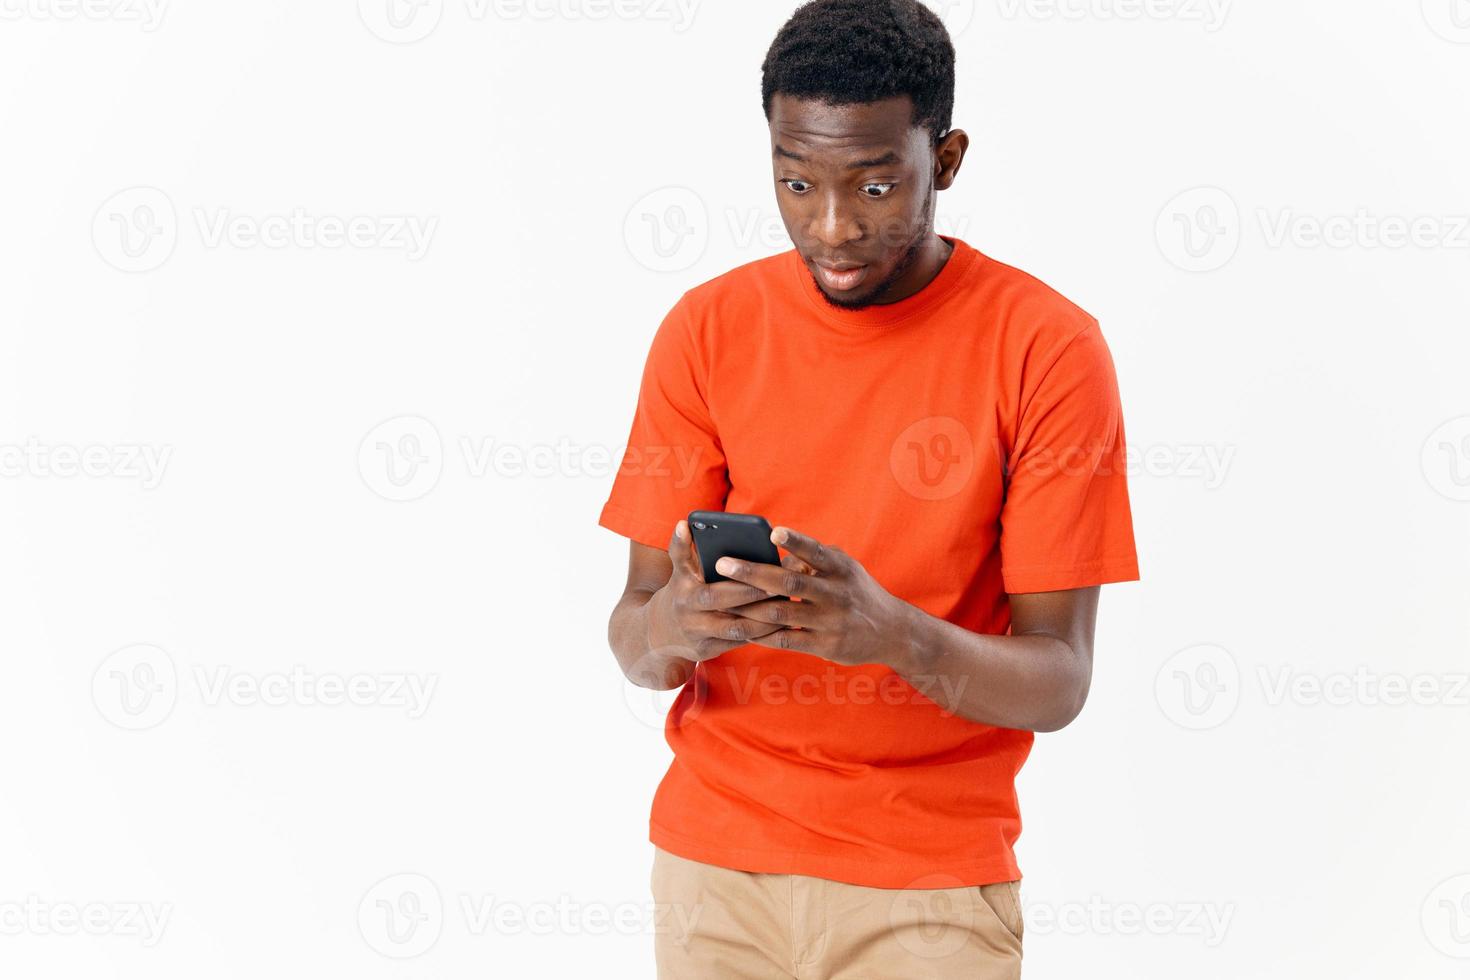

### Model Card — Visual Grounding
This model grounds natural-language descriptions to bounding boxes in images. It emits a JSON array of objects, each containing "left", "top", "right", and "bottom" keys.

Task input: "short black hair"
[{"left": 761, "top": 0, "right": 956, "bottom": 145}]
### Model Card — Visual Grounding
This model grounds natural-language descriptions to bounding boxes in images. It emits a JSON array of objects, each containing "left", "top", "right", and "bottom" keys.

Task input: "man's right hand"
[{"left": 645, "top": 520, "right": 791, "bottom": 662}]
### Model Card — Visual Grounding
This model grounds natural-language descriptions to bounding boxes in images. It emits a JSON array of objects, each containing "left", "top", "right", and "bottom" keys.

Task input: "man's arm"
[
  {"left": 888, "top": 586, "right": 1099, "bottom": 732},
  {"left": 607, "top": 541, "right": 695, "bottom": 691}
]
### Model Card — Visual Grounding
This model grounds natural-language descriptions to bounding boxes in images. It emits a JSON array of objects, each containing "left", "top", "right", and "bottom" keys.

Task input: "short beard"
[{"left": 811, "top": 239, "right": 921, "bottom": 311}]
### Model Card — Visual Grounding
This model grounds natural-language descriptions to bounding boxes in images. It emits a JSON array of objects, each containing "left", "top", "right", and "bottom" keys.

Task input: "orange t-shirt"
[{"left": 598, "top": 236, "right": 1139, "bottom": 889}]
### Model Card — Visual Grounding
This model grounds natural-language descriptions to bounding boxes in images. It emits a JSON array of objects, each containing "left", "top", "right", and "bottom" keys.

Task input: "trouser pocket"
[{"left": 973, "top": 880, "right": 1024, "bottom": 944}]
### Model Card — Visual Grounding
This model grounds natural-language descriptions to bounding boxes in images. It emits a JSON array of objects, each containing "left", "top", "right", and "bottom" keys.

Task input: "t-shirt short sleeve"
[
  {"left": 597, "top": 294, "right": 730, "bottom": 552},
  {"left": 999, "top": 321, "right": 1140, "bottom": 594}
]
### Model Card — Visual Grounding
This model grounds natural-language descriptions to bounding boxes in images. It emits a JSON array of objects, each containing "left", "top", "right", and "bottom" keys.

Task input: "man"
[{"left": 599, "top": 1, "right": 1140, "bottom": 976}]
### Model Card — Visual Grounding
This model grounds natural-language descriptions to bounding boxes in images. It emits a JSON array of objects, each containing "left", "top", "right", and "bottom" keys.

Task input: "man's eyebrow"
[
  {"left": 848, "top": 150, "right": 900, "bottom": 169},
  {"left": 772, "top": 145, "right": 901, "bottom": 169}
]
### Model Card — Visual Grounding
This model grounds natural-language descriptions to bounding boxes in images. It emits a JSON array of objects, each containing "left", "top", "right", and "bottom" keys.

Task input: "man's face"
[{"left": 768, "top": 93, "right": 943, "bottom": 309}]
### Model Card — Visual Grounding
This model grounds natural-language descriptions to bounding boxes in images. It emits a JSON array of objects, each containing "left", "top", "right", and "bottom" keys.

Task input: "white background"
[{"left": 2, "top": 0, "right": 1468, "bottom": 977}]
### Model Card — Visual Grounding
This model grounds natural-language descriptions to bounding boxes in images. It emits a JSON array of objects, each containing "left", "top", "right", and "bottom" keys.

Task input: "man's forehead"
[{"left": 768, "top": 93, "right": 917, "bottom": 145}]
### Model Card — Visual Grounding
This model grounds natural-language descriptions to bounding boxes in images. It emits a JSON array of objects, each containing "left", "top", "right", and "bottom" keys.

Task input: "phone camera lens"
[{"left": 692, "top": 521, "right": 706, "bottom": 530}]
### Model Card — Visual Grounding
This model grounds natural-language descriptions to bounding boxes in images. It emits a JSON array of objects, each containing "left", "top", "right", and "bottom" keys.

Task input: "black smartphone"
[{"left": 687, "top": 510, "right": 782, "bottom": 584}]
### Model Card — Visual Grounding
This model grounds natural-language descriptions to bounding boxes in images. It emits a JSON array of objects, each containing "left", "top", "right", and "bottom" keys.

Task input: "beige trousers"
[{"left": 651, "top": 846, "right": 1023, "bottom": 979}]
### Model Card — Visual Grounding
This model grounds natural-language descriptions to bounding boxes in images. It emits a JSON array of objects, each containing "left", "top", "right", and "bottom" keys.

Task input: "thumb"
[{"left": 668, "top": 520, "right": 702, "bottom": 579}]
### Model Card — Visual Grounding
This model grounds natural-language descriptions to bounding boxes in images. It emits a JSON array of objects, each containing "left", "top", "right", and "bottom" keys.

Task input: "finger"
[
  {"left": 731, "top": 595, "right": 822, "bottom": 629},
  {"left": 746, "top": 627, "right": 824, "bottom": 655},
  {"left": 669, "top": 631, "right": 763, "bottom": 664},
  {"left": 688, "top": 579, "right": 774, "bottom": 611},
  {"left": 770, "top": 526, "right": 843, "bottom": 574},
  {"left": 667, "top": 520, "right": 701, "bottom": 579},
  {"left": 714, "top": 556, "right": 829, "bottom": 601},
  {"left": 694, "top": 611, "right": 786, "bottom": 645},
  {"left": 693, "top": 628, "right": 786, "bottom": 661},
  {"left": 780, "top": 553, "right": 817, "bottom": 577}
]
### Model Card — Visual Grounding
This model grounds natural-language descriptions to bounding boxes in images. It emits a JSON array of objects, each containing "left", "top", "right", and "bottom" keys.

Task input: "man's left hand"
[{"left": 716, "top": 526, "right": 912, "bottom": 669}]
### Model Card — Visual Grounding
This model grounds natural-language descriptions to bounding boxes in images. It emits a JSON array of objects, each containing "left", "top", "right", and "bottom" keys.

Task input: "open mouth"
[{"left": 812, "top": 262, "right": 868, "bottom": 292}]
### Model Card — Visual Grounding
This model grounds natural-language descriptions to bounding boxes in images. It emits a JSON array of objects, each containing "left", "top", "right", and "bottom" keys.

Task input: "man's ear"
[{"left": 933, "top": 128, "right": 969, "bottom": 191}]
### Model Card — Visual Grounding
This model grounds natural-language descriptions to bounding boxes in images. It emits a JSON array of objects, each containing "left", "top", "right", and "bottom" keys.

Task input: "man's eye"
[
  {"left": 781, "top": 179, "right": 812, "bottom": 193},
  {"left": 860, "top": 183, "right": 896, "bottom": 198}
]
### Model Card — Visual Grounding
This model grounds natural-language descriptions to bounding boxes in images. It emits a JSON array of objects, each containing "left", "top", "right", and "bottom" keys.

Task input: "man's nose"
[{"left": 809, "top": 194, "right": 863, "bottom": 249}]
